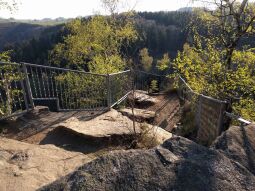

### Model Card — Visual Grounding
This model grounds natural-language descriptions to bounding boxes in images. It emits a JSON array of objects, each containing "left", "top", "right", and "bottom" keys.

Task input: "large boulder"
[
  {"left": 131, "top": 90, "right": 159, "bottom": 106},
  {"left": 212, "top": 123, "right": 255, "bottom": 175},
  {"left": 40, "top": 136, "right": 255, "bottom": 191}
]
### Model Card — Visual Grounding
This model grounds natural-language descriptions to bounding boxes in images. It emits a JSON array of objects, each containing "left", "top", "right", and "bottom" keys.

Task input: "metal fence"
[
  {"left": 108, "top": 70, "right": 132, "bottom": 107},
  {"left": 0, "top": 62, "right": 133, "bottom": 119},
  {"left": 178, "top": 76, "right": 228, "bottom": 144},
  {"left": 134, "top": 70, "right": 173, "bottom": 93},
  {"left": 177, "top": 76, "right": 254, "bottom": 145},
  {"left": 0, "top": 62, "right": 252, "bottom": 139},
  {"left": 24, "top": 63, "right": 109, "bottom": 111}
]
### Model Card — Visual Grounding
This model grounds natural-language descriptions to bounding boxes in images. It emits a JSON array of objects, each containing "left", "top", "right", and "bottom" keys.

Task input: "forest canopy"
[{"left": 170, "top": 0, "right": 255, "bottom": 121}]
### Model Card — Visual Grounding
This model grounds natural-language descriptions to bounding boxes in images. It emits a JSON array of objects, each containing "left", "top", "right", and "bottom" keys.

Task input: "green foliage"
[
  {"left": 5, "top": 11, "right": 194, "bottom": 65},
  {"left": 139, "top": 48, "right": 153, "bottom": 72},
  {"left": 157, "top": 53, "right": 170, "bottom": 71},
  {"left": 0, "top": 50, "right": 23, "bottom": 117},
  {"left": 55, "top": 72, "right": 107, "bottom": 108},
  {"left": 173, "top": 42, "right": 255, "bottom": 121},
  {"left": 149, "top": 80, "right": 158, "bottom": 93},
  {"left": 50, "top": 13, "right": 138, "bottom": 74},
  {"left": 170, "top": 3, "right": 255, "bottom": 121},
  {"left": 155, "top": 2, "right": 255, "bottom": 122}
]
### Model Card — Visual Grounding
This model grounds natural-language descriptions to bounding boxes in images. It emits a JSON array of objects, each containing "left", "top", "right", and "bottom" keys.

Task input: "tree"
[
  {"left": 50, "top": 0, "right": 137, "bottom": 74},
  {"left": 0, "top": 51, "right": 23, "bottom": 117},
  {"left": 171, "top": 1, "right": 255, "bottom": 121},
  {"left": 157, "top": 53, "right": 170, "bottom": 71},
  {"left": 192, "top": 0, "right": 255, "bottom": 69},
  {"left": 0, "top": 0, "right": 19, "bottom": 117},
  {"left": 139, "top": 48, "right": 153, "bottom": 72},
  {"left": 0, "top": 0, "right": 17, "bottom": 12}
]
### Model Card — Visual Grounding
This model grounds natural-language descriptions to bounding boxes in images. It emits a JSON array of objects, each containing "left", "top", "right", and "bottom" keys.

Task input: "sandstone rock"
[
  {"left": 40, "top": 136, "right": 255, "bottom": 191},
  {"left": 133, "top": 90, "right": 158, "bottom": 105},
  {"left": 119, "top": 108, "right": 155, "bottom": 122},
  {"left": 212, "top": 123, "right": 255, "bottom": 175},
  {"left": 54, "top": 109, "right": 172, "bottom": 144},
  {"left": 0, "top": 137, "right": 95, "bottom": 191}
]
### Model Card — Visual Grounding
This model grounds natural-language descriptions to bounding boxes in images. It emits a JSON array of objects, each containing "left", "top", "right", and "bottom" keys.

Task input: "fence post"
[
  {"left": 107, "top": 74, "right": 111, "bottom": 109},
  {"left": 17, "top": 64, "right": 29, "bottom": 111},
  {"left": 21, "top": 63, "right": 34, "bottom": 109},
  {"left": 196, "top": 95, "right": 202, "bottom": 130}
]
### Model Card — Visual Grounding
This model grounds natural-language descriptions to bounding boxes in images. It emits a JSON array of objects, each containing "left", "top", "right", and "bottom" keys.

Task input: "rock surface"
[
  {"left": 133, "top": 90, "right": 159, "bottom": 105},
  {"left": 0, "top": 106, "right": 105, "bottom": 141},
  {"left": 40, "top": 136, "right": 255, "bottom": 191},
  {"left": 0, "top": 137, "right": 96, "bottom": 191},
  {"left": 119, "top": 108, "right": 155, "bottom": 122},
  {"left": 54, "top": 109, "right": 172, "bottom": 144},
  {"left": 212, "top": 123, "right": 255, "bottom": 175}
]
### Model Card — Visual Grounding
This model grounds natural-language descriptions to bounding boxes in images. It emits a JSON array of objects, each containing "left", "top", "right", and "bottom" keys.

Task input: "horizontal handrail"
[
  {"left": 21, "top": 62, "right": 107, "bottom": 77},
  {"left": 179, "top": 75, "right": 227, "bottom": 104},
  {"left": 135, "top": 70, "right": 166, "bottom": 77},
  {"left": 0, "top": 61, "right": 20, "bottom": 66},
  {"left": 108, "top": 70, "right": 131, "bottom": 76},
  {"left": 225, "top": 112, "right": 252, "bottom": 125}
]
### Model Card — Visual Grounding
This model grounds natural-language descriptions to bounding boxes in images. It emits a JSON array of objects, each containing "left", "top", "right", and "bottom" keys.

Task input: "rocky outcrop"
[
  {"left": 0, "top": 137, "right": 95, "bottom": 191},
  {"left": 54, "top": 109, "right": 172, "bottom": 145},
  {"left": 119, "top": 108, "right": 155, "bottom": 123},
  {"left": 40, "top": 136, "right": 255, "bottom": 191},
  {"left": 212, "top": 123, "right": 255, "bottom": 175},
  {"left": 132, "top": 90, "right": 159, "bottom": 106}
]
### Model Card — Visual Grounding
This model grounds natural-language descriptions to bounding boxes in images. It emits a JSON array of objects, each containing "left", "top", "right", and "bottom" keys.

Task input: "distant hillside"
[
  {"left": 0, "top": 22, "right": 48, "bottom": 50},
  {"left": 0, "top": 17, "right": 72, "bottom": 25},
  {"left": 177, "top": 7, "right": 194, "bottom": 12},
  {"left": 0, "top": 17, "right": 73, "bottom": 51},
  {"left": 0, "top": 11, "right": 193, "bottom": 65}
]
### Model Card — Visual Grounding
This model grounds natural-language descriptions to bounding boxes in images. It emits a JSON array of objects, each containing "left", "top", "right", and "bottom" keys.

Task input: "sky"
[{"left": 0, "top": 0, "right": 201, "bottom": 20}]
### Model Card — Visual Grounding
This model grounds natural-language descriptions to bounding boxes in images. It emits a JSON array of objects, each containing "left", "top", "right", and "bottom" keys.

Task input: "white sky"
[{"left": 0, "top": 0, "right": 201, "bottom": 20}]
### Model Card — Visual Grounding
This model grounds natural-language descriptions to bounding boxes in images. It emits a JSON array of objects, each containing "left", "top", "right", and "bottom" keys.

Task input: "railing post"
[
  {"left": 196, "top": 95, "right": 202, "bottom": 130},
  {"left": 17, "top": 64, "right": 29, "bottom": 111},
  {"left": 21, "top": 62, "right": 34, "bottom": 109},
  {"left": 107, "top": 74, "right": 111, "bottom": 109}
]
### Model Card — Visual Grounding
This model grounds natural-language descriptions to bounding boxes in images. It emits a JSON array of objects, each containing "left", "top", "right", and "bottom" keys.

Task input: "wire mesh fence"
[
  {"left": 134, "top": 70, "right": 173, "bottom": 93},
  {"left": 108, "top": 70, "right": 133, "bottom": 107},
  {"left": 24, "top": 63, "right": 108, "bottom": 111},
  {"left": 0, "top": 61, "right": 251, "bottom": 140},
  {"left": 0, "top": 63, "right": 136, "bottom": 119},
  {"left": 178, "top": 76, "right": 228, "bottom": 145}
]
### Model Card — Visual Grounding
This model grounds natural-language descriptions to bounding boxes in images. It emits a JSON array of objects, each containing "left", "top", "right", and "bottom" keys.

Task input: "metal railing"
[
  {"left": 177, "top": 75, "right": 253, "bottom": 144},
  {"left": 0, "top": 61, "right": 253, "bottom": 138},
  {"left": 23, "top": 63, "right": 108, "bottom": 111},
  {"left": 134, "top": 70, "right": 173, "bottom": 93},
  {"left": 108, "top": 70, "right": 132, "bottom": 107},
  {"left": 225, "top": 112, "right": 252, "bottom": 127},
  {"left": 0, "top": 62, "right": 134, "bottom": 119}
]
